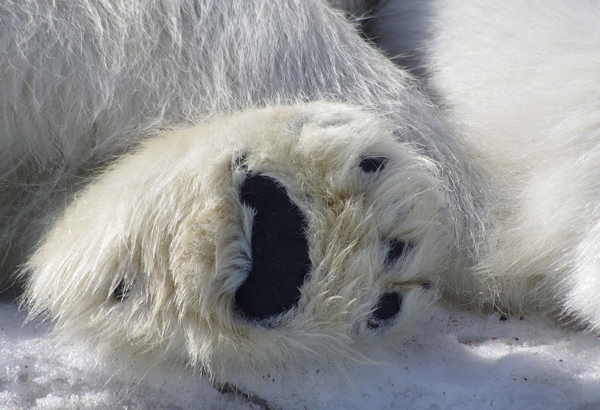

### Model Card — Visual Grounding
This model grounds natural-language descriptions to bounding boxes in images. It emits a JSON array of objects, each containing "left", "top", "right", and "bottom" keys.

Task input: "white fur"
[
  {"left": 10, "top": 0, "right": 597, "bottom": 383},
  {"left": 365, "top": 0, "right": 600, "bottom": 328},
  {"left": 0, "top": 0, "right": 484, "bottom": 281},
  {"left": 2, "top": 0, "right": 487, "bottom": 379}
]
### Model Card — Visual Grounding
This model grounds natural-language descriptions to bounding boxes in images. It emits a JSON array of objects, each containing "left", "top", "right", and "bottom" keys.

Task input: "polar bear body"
[
  {"left": 2, "top": 0, "right": 486, "bottom": 378},
  {"left": 4, "top": 0, "right": 600, "bottom": 381},
  {"left": 0, "top": 0, "right": 482, "bottom": 286}
]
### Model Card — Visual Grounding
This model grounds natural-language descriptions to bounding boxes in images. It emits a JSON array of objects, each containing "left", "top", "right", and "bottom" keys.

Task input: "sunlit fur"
[
  {"left": 2, "top": 0, "right": 491, "bottom": 379},
  {"left": 358, "top": 0, "right": 600, "bottom": 330}
]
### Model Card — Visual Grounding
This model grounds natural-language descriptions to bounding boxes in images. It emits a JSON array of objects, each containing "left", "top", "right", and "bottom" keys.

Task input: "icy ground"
[{"left": 2, "top": 302, "right": 600, "bottom": 410}]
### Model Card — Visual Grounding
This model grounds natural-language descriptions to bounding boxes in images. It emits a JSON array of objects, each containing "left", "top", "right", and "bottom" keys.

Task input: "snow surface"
[{"left": 2, "top": 302, "right": 600, "bottom": 410}]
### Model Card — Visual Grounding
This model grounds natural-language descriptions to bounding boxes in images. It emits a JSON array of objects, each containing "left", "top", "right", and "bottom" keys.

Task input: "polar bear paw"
[{"left": 24, "top": 102, "right": 451, "bottom": 379}]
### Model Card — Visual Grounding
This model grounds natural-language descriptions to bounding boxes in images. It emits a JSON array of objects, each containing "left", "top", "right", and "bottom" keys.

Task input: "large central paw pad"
[
  {"left": 25, "top": 102, "right": 451, "bottom": 379},
  {"left": 236, "top": 173, "right": 311, "bottom": 320}
]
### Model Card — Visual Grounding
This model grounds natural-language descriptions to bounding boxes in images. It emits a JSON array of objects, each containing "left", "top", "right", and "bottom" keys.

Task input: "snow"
[{"left": 2, "top": 303, "right": 600, "bottom": 409}]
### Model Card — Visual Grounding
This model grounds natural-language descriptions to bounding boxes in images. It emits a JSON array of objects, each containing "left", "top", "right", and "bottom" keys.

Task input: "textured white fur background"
[{"left": 3, "top": 302, "right": 600, "bottom": 410}]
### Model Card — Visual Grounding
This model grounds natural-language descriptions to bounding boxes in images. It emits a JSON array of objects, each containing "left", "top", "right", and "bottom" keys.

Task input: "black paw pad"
[
  {"left": 359, "top": 156, "right": 388, "bottom": 173},
  {"left": 368, "top": 292, "right": 402, "bottom": 329},
  {"left": 235, "top": 174, "right": 311, "bottom": 321}
]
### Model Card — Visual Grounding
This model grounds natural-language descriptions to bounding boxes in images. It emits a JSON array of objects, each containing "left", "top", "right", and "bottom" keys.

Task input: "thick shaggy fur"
[
  {"left": 362, "top": 0, "right": 600, "bottom": 328},
  {"left": 1, "top": 0, "right": 488, "bottom": 379},
  {"left": 0, "top": 0, "right": 484, "bottom": 280}
]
